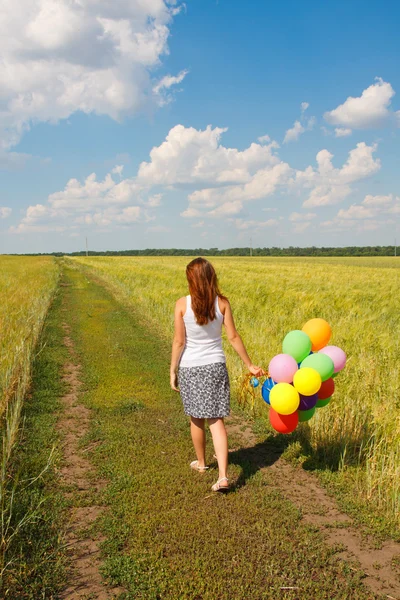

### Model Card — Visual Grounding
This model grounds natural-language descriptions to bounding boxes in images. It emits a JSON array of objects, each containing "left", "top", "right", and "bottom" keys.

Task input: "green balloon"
[
  {"left": 316, "top": 396, "right": 331, "bottom": 408},
  {"left": 282, "top": 330, "right": 312, "bottom": 363},
  {"left": 298, "top": 406, "right": 316, "bottom": 422},
  {"left": 300, "top": 353, "right": 334, "bottom": 382}
]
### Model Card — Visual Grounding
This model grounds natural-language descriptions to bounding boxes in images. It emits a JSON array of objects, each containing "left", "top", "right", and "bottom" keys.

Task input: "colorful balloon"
[
  {"left": 298, "top": 407, "right": 316, "bottom": 422},
  {"left": 319, "top": 346, "right": 347, "bottom": 373},
  {"left": 250, "top": 377, "right": 259, "bottom": 388},
  {"left": 316, "top": 397, "right": 331, "bottom": 408},
  {"left": 300, "top": 353, "right": 334, "bottom": 382},
  {"left": 269, "top": 382, "right": 300, "bottom": 415},
  {"left": 299, "top": 392, "right": 318, "bottom": 411},
  {"left": 282, "top": 330, "right": 312, "bottom": 363},
  {"left": 317, "top": 378, "right": 335, "bottom": 400},
  {"left": 261, "top": 377, "right": 275, "bottom": 405},
  {"left": 268, "top": 354, "right": 298, "bottom": 384},
  {"left": 293, "top": 367, "right": 321, "bottom": 396},
  {"left": 302, "top": 318, "right": 332, "bottom": 351},
  {"left": 269, "top": 407, "right": 299, "bottom": 434}
]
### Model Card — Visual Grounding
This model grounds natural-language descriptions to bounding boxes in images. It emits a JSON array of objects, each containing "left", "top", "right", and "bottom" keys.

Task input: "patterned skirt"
[{"left": 178, "top": 362, "right": 230, "bottom": 419}]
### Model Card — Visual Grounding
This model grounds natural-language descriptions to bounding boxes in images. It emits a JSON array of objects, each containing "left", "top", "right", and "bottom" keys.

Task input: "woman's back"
[{"left": 179, "top": 295, "right": 225, "bottom": 367}]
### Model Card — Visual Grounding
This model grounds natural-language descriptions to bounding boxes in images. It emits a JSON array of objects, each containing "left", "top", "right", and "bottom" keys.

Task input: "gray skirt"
[{"left": 178, "top": 362, "right": 230, "bottom": 419}]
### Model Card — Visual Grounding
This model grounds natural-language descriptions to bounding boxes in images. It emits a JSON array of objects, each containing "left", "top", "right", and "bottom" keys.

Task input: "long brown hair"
[{"left": 186, "top": 257, "right": 227, "bottom": 325}]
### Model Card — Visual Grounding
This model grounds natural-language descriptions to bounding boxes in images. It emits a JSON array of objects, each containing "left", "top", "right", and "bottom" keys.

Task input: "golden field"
[
  {"left": 69, "top": 255, "right": 400, "bottom": 526},
  {"left": 0, "top": 256, "right": 59, "bottom": 416}
]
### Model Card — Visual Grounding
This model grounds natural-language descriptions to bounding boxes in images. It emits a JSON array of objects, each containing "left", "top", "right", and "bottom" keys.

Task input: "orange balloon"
[{"left": 302, "top": 318, "right": 332, "bottom": 351}]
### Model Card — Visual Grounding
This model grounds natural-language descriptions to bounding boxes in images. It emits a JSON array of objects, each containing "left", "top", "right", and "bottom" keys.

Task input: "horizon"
[{"left": 3, "top": 243, "right": 398, "bottom": 257}]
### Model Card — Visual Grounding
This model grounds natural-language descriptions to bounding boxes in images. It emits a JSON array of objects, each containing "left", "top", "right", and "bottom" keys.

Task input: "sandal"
[
  {"left": 211, "top": 477, "right": 229, "bottom": 492},
  {"left": 190, "top": 460, "right": 209, "bottom": 472}
]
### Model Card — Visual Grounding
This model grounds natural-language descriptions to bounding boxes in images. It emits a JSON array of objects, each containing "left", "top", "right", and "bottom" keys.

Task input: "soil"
[
  {"left": 225, "top": 416, "right": 400, "bottom": 600},
  {"left": 57, "top": 323, "right": 124, "bottom": 600}
]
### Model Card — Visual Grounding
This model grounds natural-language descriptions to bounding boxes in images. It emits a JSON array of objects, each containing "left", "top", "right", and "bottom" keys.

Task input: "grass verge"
[
  {"left": 2, "top": 288, "right": 68, "bottom": 598},
  {"left": 62, "top": 262, "right": 377, "bottom": 599}
]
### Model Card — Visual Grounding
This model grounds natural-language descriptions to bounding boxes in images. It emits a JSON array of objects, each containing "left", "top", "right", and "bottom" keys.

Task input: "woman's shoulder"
[
  {"left": 217, "top": 295, "right": 230, "bottom": 314},
  {"left": 175, "top": 296, "right": 187, "bottom": 315}
]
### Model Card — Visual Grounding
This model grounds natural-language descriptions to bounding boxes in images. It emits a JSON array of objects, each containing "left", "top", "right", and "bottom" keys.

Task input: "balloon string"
[{"left": 236, "top": 371, "right": 269, "bottom": 414}]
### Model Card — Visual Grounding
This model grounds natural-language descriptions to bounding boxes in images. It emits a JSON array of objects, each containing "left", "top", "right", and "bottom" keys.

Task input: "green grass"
[
  {"left": 59, "top": 262, "right": 378, "bottom": 599},
  {"left": 2, "top": 288, "right": 68, "bottom": 598}
]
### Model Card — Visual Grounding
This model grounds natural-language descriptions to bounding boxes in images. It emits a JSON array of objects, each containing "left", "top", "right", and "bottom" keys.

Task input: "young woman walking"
[{"left": 170, "top": 257, "right": 264, "bottom": 492}]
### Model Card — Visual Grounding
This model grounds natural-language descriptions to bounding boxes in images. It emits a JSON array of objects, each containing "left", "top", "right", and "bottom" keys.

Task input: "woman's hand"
[
  {"left": 170, "top": 372, "right": 179, "bottom": 392},
  {"left": 248, "top": 364, "right": 266, "bottom": 377}
]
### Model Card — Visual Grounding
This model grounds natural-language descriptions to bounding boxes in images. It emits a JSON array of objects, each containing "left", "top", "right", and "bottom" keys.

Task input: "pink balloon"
[
  {"left": 268, "top": 354, "right": 298, "bottom": 383},
  {"left": 319, "top": 346, "right": 346, "bottom": 373}
]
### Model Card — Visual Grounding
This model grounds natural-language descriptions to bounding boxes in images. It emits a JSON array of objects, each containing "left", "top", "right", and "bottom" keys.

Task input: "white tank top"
[{"left": 179, "top": 295, "right": 226, "bottom": 368}]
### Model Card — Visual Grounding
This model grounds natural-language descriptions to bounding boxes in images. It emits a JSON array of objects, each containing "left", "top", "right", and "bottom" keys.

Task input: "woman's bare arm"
[
  {"left": 170, "top": 297, "right": 186, "bottom": 391},
  {"left": 221, "top": 299, "right": 264, "bottom": 376}
]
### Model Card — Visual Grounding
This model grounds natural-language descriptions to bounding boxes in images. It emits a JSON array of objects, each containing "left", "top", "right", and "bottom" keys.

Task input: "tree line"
[{"left": 25, "top": 246, "right": 398, "bottom": 257}]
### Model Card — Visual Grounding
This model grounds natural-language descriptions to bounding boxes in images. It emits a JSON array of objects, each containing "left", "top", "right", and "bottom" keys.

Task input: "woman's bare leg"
[
  {"left": 208, "top": 418, "right": 228, "bottom": 485},
  {"left": 190, "top": 417, "right": 206, "bottom": 467}
]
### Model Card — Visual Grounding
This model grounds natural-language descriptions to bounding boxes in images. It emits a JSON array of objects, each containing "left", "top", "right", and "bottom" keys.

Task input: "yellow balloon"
[
  {"left": 293, "top": 367, "right": 322, "bottom": 396},
  {"left": 270, "top": 383, "right": 300, "bottom": 415}
]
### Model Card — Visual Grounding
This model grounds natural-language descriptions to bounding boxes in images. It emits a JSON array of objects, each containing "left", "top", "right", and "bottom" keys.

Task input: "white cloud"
[
  {"left": 185, "top": 162, "right": 292, "bottom": 216},
  {"left": 191, "top": 221, "right": 205, "bottom": 228},
  {"left": 10, "top": 166, "right": 157, "bottom": 233},
  {"left": 146, "top": 194, "right": 163, "bottom": 207},
  {"left": 0, "top": 207, "right": 12, "bottom": 218},
  {"left": 296, "top": 143, "right": 381, "bottom": 207},
  {"left": 0, "top": 0, "right": 185, "bottom": 152},
  {"left": 284, "top": 103, "right": 315, "bottom": 143},
  {"left": 138, "top": 124, "right": 280, "bottom": 187},
  {"left": 320, "top": 193, "right": 400, "bottom": 233},
  {"left": 335, "top": 128, "right": 352, "bottom": 137},
  {"left": 363, "top": 194, "right": 394, "bottom": 206},
  {"left": 320, "top": 218, "right": 381, "bottom": 233},
  {"left": 153, "top": 69, "right": 189, "bottom": 105},
  {"left": 284, "top": 121, "right": 305, "bottom": 144},
  {"left": 324, "top": 78, "right": 400, "bottom": 129},
  {"left": 289, "top": 212, "right": 317, "bottom": 221},
  {"left": 337, "top": 205, "right": 376, "bottom": 220},
  {"left": 112, "top": 165, "right": 124, "bottom": 177},
  {"left": 258, "top": 134, "right": 271, "bottom": 144},
  {"left": 234, "top": 218, "right": 278, "bottom": 230},
  {"left": 293, "top": 222, "right": 311, "bottom": 234},
  {"left": 207, "top": 200, "right": 243, "bottom": 218},
  {"left": 137, "top": 124, "right": 291, "bottom": 219}
]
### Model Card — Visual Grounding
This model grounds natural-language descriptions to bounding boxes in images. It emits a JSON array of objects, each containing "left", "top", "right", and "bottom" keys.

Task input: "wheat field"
[
  {"left": 69, "top": 255, "right": 400, "bottom": 526},
  {"left": 0, "top": 256, "right": 59, "bottom": 415}
]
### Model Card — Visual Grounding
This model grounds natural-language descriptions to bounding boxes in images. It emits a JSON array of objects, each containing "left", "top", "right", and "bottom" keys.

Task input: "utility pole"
[{"left": 86, "top": 237, "right": 88, "bottom": 257}]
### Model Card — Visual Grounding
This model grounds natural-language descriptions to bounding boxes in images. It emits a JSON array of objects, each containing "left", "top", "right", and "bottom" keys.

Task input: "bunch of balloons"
[{"left": 256, "top": 318, "right": 346, "bottom": 434}]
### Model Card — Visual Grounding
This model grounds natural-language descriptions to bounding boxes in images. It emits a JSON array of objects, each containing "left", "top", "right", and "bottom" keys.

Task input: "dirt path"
[
  {"left": 225, "top": 415, "right": 400, "bottom": 599},
  {"left": 57, "top": 322, "right": 124, "bottom": 599}
]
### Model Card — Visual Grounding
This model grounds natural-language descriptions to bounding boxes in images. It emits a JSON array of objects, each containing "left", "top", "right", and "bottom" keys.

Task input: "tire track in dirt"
[
  {"left": 57, "top": 322, "right": 124, "bottom": 600},
  {"left": 225, "top": 416, "right": 400, "bottom": 600}
]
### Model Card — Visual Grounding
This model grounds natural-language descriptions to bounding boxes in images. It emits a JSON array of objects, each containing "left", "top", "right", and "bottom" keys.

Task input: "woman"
[{"left": 170, "top": 257, "right": 264, "bottom": 492}]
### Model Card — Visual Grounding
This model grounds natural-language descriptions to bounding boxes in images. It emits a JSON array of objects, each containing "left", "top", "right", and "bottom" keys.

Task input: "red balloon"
[
  {"left": 318, "top": 378, "right": 335, "bottom": 400},
  {"left": 269, "top": 407, "right": 299, "bottom": 434}
]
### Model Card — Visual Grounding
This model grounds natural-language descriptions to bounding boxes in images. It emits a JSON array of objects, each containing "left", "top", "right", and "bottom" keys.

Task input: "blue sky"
[{"left": 1, "top": 0, "right": 399, "bottom": 253}]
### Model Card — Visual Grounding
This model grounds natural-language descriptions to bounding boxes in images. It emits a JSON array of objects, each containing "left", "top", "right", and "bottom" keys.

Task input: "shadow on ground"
[{"left": 223, "top": 435, "right": 291, "bottom": 489}]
